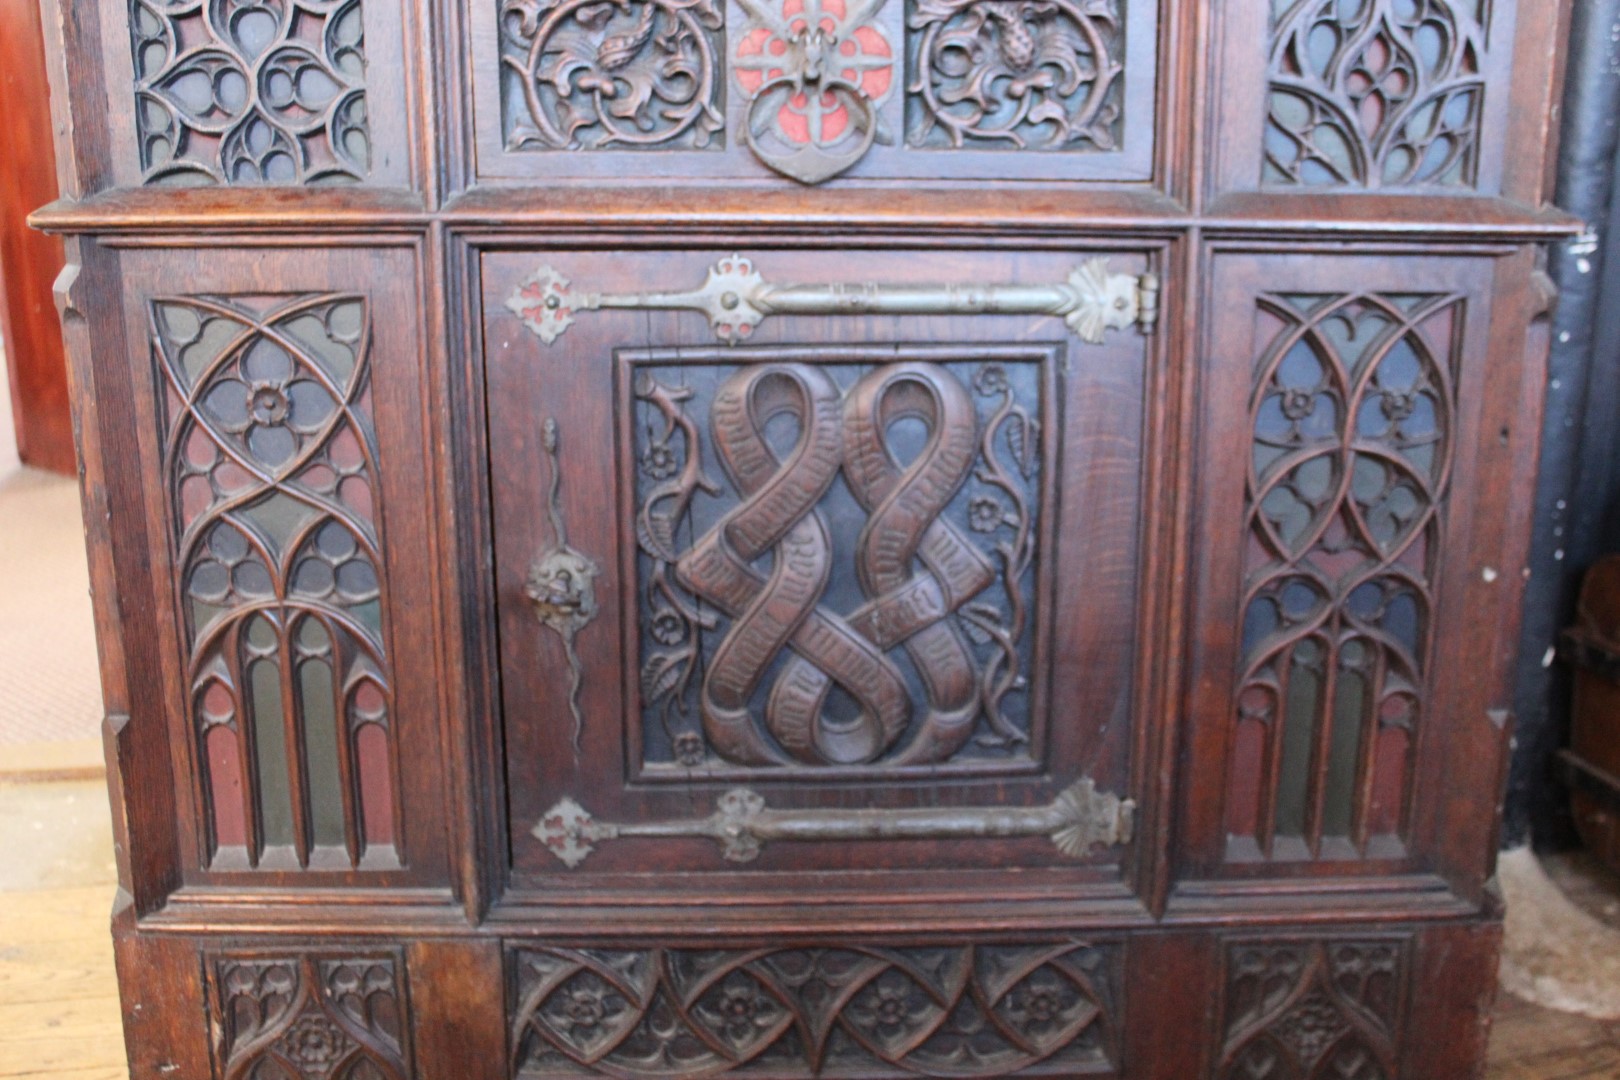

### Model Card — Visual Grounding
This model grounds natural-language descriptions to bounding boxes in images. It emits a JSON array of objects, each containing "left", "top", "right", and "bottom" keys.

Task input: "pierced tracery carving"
[
  {"left": 211, "top": 952, "right": 409, "bottom": 1080},
  {"left": 153, "top": 294, "right": 396, "bottom": 869},
  {"left": 130, "top": 0, "right": 371, "bottom": 185},
  {"left": 1218, "top": 938, "right": 1406, "bottom": 1080},
  {"left": 1227, "top": 293, "right": 1461, "bottom": 857},
  {"left": 906, "top": 0, "right": 1124, "bottom": 151},
  {"left": 1265, "top": 0, "right": 1489, "bottom": 187},
  {"left": 499, "top": 0, "right": 725, "bottom": 150},
  {"left": 630, "top": 355, "right": 1048, "bottom": 773},
  {"left": 511, "top": 941, "right": 1119, "bottom": 1076}
]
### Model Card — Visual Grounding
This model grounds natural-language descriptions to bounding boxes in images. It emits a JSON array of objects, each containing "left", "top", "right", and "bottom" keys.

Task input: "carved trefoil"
[
  {"left": 1226, "top": 292, "right": 1461, "bottom": 860},
  {"left": 623, "top": 348, "right": 1056, "bottom": 776},
  {"left": 1265, "top": 0, "right": 1490, "bottom": 187},
  {"left": 129, "top": 0, "right": 372, "bottom": 185},
  {"left": 906, "top": 0, "right": 1125, "bottom": 151},
  {"left": 152, "top": 294, "right": 398, "bottom": 870},
  {"left": 1216, "top": 937, "right": 1407, "bottom": 1080},
  {"left": 510, "top": 941, "right": 1121, "bottom": 1077},
  {"left": 499, "top": 0, "right": 726, "bottom": 150},
  {"left": 209, "top": 951, "right": 410, "bottom": 1080}
]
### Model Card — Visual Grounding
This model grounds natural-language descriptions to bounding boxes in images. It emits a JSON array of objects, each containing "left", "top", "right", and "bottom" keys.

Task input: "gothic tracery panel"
[
  {"left": 627, "top": 350, "right": 1051, "bottom": 777},
  {"left": 510, "top": 941, "right": 1120, "bottom": 1077},
  {"left": 1216, "top": 938, "right": 1407, "bottom": 1080},
  {"left": 1265, "top": 0, "right": 1489, "bottom": 188},
  {"left": 1227, "top": 292, "right": 1461, "bottom": 858},
  {"left": 153, "top": 293, "right": 397, "bottom": 869},
  {"left": 210, "top": 951, "right": 409, "bottom": 1080},
  {"left": 129, "top": 0, "right": 372, "bottom": 185}
]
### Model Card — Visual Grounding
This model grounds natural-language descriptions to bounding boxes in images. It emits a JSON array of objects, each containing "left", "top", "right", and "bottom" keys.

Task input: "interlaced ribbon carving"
[{"left": 674, "top": 362, "right": 995, "bottom": 767}]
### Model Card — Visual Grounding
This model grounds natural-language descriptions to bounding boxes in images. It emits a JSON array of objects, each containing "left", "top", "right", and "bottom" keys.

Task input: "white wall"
[{"left": 0, "top": 331, "right": 19, "bottom": 480}]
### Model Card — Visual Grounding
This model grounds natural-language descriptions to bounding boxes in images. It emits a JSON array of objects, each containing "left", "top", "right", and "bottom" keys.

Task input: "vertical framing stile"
[
  {"left": 1170, "top": 0, "right": 1208, "bottom": 213},
  {"left": 1136, "top": 229, "right": 1195, "bottom": 918},
  {"left": 33, "top": 0, "right": 112, "bottom": 198},
  {"left": 63, "top": 240, "right": 186, "bottom": 916},
  {"left": 1417, "top": 247, "right": 1557, "bottom": 901},
  {"left": 1503, "top": 0, "right": 1577, "bottom": 207},
  {"left": 436, "top": 0, "right": 479, "bottom": 198},
  {"left": 408, "top": 0, "right": 445, "bottom": 209},
  {"left": 54, "top": 241, "right": 179, "bottom": 919},
  {"left": 447, "top": 230, "right": 507, "bottom": 917}
]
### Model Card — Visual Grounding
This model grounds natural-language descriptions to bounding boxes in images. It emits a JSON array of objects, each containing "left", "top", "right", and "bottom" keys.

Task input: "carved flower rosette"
[
  {"left": 907, "top": 0, "right": 1124, "bottom": 150},
  {"left": 500, "top": 0, "right": 726, "bottom": 150}
]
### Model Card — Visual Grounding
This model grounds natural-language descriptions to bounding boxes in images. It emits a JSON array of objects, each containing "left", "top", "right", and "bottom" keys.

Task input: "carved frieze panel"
[
  {"left": 1227, "top": 292, "right": 1461, "bottom": 858},
  {"left": 906, "top": 0, "right": 1124, "bottom": 151},
  {"left": 480, "top": 0, "right": 1154, "bottom": 181},
  {"left": 152, "top": 293, "right": 397, "bottom": 869},
  {"left": 129, "top": 0, "right": 372, "bottom": 185},
  {"left": 510, "top": 941, "right": 1120, "bottom": 1077},
  {"left": 1216, "top": 937, "right": 1407, "bottom": 1080},
  {"left": 1265, "top": 0, "right": 1490, "bottom": 188},
  {"left": 499, "top": 0, "right": 726, "bottom": 150},
  {"left": 210, "top": 951, "right": 409, "bottom": 1080},
  {"left": 626, "top": 350, "right": 1052, "bottom": 777}
]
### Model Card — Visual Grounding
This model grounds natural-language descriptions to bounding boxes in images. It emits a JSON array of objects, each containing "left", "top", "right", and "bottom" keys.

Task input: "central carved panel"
[{"left": 626, "top": 348, "right": 1052, "bottom": 777}]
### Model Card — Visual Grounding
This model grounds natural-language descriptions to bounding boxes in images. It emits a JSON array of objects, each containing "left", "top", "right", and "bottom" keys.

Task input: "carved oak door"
[{"left": 482, "top": 248, "right": 1153, "bottom": 907}]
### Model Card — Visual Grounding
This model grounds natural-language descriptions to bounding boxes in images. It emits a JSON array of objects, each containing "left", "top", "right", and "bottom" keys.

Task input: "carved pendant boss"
[{"left": 497, "top": 0, "right": 1127, "bottom": 181}]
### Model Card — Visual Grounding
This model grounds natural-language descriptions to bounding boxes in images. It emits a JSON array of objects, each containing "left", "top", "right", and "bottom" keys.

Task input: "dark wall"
[{"left": 1505, "top": 0, "right": 1620, "bottom": 850}]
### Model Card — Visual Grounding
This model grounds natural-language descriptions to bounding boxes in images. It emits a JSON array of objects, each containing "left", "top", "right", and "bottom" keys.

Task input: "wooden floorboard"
[{"left": 0, "top": 885, "right": 124, "bottom": 1079}]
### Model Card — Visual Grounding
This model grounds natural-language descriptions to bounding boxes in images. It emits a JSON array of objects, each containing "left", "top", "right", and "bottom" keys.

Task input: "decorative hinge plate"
[
  {"left": 533, "top": 778, "right": 1135, "bottom": 868},
  {"left": 507, "top": 255, "right": 1161, "bottom": 346}
]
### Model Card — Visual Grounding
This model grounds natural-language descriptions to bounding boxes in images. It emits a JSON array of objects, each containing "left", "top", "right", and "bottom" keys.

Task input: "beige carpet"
[{"left": 0, "top": 468, "right": 103, "bottom": 744}]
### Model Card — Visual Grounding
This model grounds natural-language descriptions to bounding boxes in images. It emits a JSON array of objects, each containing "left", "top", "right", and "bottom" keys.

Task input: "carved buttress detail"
[
  {"left": 511, "top": 942, "right": 1120, "bottom": 1077},
  {"left": 1266, "top": 0, "right": 1489, "bottom": 187},
  {"left": 499, "top": 0, "right": 725, "bottom": 150},
  {"left": 130, "top": 0, "right": 371, "bottom": 185},
  {"left": 211, "top": 952, "right": 409, "bottom": 1080},
  {"left": 1217, "top": 938, "right": 1406, "bottom": 1080},
  {"left": 907, "top": 0, "right": 1124, "bottom": 151},
  {"left": 153, "top": 294, "right": 397, "bottom": 869},
  {"left": 631, "top": 355, "right": 1048, "bottom": 773}
]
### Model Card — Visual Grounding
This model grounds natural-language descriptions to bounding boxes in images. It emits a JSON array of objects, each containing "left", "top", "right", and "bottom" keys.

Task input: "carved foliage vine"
[
  {"left": 907, "top": 0, "right": 1124, "bottom": 150},
  {"left": 1265, "top": 0, "right": 1489, "bottom": 187},
  {"left": 632, "top": 357, "right": 1043, "bottom": 773},
  {"left": 130, "top": 0, "right": 371, "bottom": 184},
  {"left": 499, "top": 0, "right": 725, "bottom": 150},
  {"left": 212, "top": 952, "right": 409, "bottom": 1080},
  {"left": 1218, "top": 938, "right": 1406, "bottom": 1080},
  {"left": 511, "top": 942, "right": 1118, "bottom": 1077}
]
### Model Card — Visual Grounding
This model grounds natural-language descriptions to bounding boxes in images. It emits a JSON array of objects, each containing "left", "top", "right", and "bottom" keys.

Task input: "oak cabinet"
[{"left": 32, "top": 0, "right": 1573, "bottom": 1076}]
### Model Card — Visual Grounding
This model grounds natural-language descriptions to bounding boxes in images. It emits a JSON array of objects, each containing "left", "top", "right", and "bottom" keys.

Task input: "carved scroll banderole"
[
  {"left": 535, "top": 778, "right": 1135, "bottom": 867},
  {"left": 507, "top": 255, "right": 1161, "bottom": 347}
]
